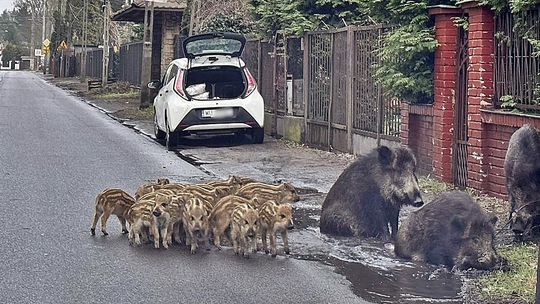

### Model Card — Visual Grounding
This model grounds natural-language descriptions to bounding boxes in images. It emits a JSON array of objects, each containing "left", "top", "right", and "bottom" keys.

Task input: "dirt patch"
[{"left": 46, "top": 77, "right": 148, "bottom": 122}]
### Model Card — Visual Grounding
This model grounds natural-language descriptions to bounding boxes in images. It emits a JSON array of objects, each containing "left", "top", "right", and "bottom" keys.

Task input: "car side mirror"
[{"left": 147, "top": 80, "right": 161, "bottom": 90}]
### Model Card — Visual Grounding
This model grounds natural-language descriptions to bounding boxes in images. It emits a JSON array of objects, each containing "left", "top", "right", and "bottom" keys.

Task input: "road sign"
[
  {"left": 35, "top": 49, "right": 42, "bottom": 57},
  {"left": 42, "top": 46, "right": 50, "bottom": 55},
  {"left": 43, "top": 39, "right": 50, "bottom": 47},
  {"left": 58, "top": 40, "right": 68, "bottom": 50}
]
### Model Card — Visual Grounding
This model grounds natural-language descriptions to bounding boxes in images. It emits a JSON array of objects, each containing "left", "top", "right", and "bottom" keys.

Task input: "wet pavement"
[{"left": 43, "top": 73, "right": 478, "bottom": 303}]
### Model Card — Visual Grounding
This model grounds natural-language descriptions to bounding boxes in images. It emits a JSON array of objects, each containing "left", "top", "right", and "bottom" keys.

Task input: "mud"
[{"left": 290, "top": 193, "right": 465, "bottom": 303}]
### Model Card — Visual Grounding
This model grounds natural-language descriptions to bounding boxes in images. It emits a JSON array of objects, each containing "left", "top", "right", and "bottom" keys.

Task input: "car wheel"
[
  {"left": 154, "top": 111, "right": 166, "bottom": 140},
  {"left": 251, "top": 128, "right": 264, "bottom": 144},
  {"left": 165, "top": 120, "right": 179, "bottom": 151}
]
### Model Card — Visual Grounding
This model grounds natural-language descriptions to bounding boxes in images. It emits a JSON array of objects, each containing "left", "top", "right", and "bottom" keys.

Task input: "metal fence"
[
  {"left": 74, "top": 48, "right": 115, "bottom": 80},
  {"left": 495, "top": 8, "right": 540, "bottom": 111},
  {"left": 304, "top": 25, "right": 399, "bottom": 151},
  {"left": 118, "top": 42, "right": 143, "bottom": 86}
]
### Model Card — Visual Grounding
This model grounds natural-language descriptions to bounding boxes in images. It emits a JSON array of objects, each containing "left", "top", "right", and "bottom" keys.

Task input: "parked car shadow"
[{"left": 165, "top": 133, "right": 258, "bottom": 149}]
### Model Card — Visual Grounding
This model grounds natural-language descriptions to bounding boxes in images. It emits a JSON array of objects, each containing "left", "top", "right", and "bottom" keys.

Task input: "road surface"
[{"left": 0, "top": 71, "right": 367, "bottom": 303}]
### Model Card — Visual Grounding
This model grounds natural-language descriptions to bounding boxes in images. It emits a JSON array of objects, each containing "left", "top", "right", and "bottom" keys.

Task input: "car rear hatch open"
[{"left": 182, "top": 32, "right": 246, "bottom": 59}]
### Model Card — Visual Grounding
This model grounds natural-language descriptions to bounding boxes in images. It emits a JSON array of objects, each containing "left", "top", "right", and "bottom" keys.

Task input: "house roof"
[{"left": 111, "top": 0, "right": 186, "bottom": 22}]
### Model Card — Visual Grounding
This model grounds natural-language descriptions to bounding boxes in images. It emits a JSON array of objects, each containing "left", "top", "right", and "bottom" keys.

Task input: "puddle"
[{"left": 289, "top": 193, "right": 465, "bottom": 304}]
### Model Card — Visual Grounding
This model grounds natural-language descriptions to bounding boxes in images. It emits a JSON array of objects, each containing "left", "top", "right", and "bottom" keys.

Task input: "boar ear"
[
  {"left": 488, "top": 214, "right": 498, "bottom": 226},
  {"left": 377, "top": 146, "right": 393, "bottom": 166},
  {"left": 450, "top": 216, "right": 466, "bottom": 233}
]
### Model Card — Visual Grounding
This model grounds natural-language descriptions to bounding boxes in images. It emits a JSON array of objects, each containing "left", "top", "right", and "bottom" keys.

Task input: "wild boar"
[
  {"left": 258, "top": 200, "right": 294, "bottom": 257},
  {"left": 230, "top": 203, "right": 259, "bottom": 258},
  {"left": 395, "top": 191, "right": 501, "bottom": 270},
  {"left": 504, "top": 124, "right": 540, "bottom": 240},
  {"left": 320, "top": 145, "right": 423, "bottom": 240},
  {"left": 91, "top": 188, "right": 135, "bottom": 236},
  {"left": 182, "top": 197, "right": 212, "bottom": 254}
]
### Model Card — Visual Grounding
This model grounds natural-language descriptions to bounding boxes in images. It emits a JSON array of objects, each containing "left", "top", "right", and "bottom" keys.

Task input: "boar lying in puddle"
[
  {"left": 395, "top": 191, "right": 501, "bottom": 270},
  {"left": 505, "top": 124, "right": 540, "bottom": 240}
]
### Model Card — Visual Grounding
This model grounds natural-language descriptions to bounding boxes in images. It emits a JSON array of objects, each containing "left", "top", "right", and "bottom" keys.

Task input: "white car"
[{"left": 149, "top": 32, "right": 265, "bottom": 150}]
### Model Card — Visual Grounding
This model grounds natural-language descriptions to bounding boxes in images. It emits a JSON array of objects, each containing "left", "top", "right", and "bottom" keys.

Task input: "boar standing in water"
[
  {"left": 395, "top": 191, "right": 501, "bottom": 270},
  {"left": 504, "top": 124, "right": 540, "bottom": 240},
  {"left": 320, "top": 145, "right": 423, "bottom": 240}
]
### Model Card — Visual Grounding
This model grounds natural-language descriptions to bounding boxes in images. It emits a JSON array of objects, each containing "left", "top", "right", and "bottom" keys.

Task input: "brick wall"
[
  {"left": 481, "top": 111, "right": 540, "bottom": 198},
  {"left": 401, "top": 103, "right": 434, "bottom": 176}
]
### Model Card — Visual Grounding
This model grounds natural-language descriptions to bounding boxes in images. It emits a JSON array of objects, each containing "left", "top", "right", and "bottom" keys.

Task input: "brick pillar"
[
  {"left": 429, "top": 6, "right": 462, "bottom": 183},
  {"left": 462, "top": 2, "right": 495, "bottom": 190},
  {"left": 400, "top": 102, "right": 410, "bottom": 146},
  {"left": 161, "top": 12, "right": 182, "bottom": 76}
]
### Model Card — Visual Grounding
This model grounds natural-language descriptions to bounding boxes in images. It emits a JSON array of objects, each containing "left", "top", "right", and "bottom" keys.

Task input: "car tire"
[
  {"left": 165, "top": 120, "right": 179, "bottom": 151},
  {"left": 154, "top": 111, "right": 166, "bottom": 140},
  {"left": 251, "top": 127, "right": 264, "bottom": 144}
]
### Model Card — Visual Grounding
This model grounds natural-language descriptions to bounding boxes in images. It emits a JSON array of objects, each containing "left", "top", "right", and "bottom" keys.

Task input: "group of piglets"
[{"left": 320, "top": 124, "right": 540, "bottom": 270}]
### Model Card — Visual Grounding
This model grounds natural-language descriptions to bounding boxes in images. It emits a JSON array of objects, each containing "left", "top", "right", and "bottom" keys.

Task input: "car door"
[{"left": 155, "top": 64, "right": 177, "bottom": 131}]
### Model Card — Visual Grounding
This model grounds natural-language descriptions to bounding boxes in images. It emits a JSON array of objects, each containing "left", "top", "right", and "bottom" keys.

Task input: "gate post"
[
  {"left": 460, "top": 1, "right": 495, "bottom": 191},
  {"left": 428, "top": 6, "right": 463, "bottom": 183},
  {"left": 346, "top": 26, "right": 354, "bottom": 153}
]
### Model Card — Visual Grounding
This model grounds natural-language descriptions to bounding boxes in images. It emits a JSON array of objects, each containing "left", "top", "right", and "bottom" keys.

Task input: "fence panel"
[
  {"left": 260, "top": 41, "right": 275, "bottom": 112},
  {"left": 287, "top": 37, "right": 304, "bottom": 116},
  {"left": 332, "top": 30, "right": 348, "bottom": 126},
  {"left": 243, "top": 40, "right": 260, "bottom": 83},
  {"left": 307, "top": 32, "right": 332, "bottom": 122},
  {"left": 494, "top": 9, "right": 540, "bottom": 111},
  {"left": 118, "top": 42, "right": 143, "bottom": 86}
]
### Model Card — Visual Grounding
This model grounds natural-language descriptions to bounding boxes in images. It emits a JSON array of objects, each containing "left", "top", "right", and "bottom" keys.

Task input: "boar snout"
[
  {"left": 153, "top": 211, "right": 162, "bottom": 217},
  {"left": 410, "top": 190, "right": 424, "bottom": 207},
  {"left": 287, "top": 220, "right": 294, "bottom": 230}
]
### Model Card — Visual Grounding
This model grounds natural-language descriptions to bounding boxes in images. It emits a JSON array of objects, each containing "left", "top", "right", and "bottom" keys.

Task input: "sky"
[{"left": 0, "top": 0, "right": 14, "bottom": 13}]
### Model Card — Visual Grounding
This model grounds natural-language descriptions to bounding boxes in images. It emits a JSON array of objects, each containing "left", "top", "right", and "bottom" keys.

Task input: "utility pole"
[
  {"left": 81, "top": 0, "right": 88, "bottom": 83},
  {"left": 30, "top": 11, "right": 35, "bottom": 70},
  {"left": 42, "top": 0, "right": 46, "bottom": 74},
  {"left": 101, "top": 0, "right": 110, "bottom": 87},
  {"left": 139, "top": 0, "right": 155, "bottom": 109}
]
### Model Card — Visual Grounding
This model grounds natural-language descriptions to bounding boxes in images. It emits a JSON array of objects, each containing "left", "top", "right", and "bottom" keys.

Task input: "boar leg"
[
  {"left": 281, "top": 231, "right": 290, "bottom": 255},
  {"left": 189, "top": 232, "right": 198, "bottom": 254},
  {"left": 270, "top": 232, "right": 277, "bottom": 258},
  {"left": 213, "top": 227, "right": 223, "bottom": 250},
  {"left": 231, "top": 230, "right": 240, "bottom": 255},
  {"left": 151, "top": 224, "right": 160, "bottom": 249},
  {"left": 173, "top": 222, "right": 182, "bottom": 244},
  {"left": 118, "top": 216, "right": 129, "bottom": 234},
  {"left": 100, "top": 209, "right": 113, "bottom": 236},
  {"left": 261, "top": 228, "right": 269, "bottom": 254},
  {"left": 91, "top": 209, "right": 102, "bottom": 236},
  {"left": 160, "top": 225, "right": 169, "bottom": 249}
]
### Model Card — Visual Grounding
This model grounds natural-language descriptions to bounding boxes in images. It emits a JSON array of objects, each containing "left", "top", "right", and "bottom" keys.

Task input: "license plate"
[{"left": 201, "top": 108, "right": 234, "bottom": 118}]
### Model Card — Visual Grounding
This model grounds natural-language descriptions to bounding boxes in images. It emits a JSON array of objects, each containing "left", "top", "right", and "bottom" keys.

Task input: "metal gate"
[{"left": 453, "top": 26, "right": 469, "bottom": 188}]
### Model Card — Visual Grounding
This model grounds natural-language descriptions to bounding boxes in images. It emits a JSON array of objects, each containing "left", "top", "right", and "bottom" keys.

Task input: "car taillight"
[
  {"left": 244, "top": 68, "right": 257, "bottom": 97},
  {"left": 174, "top": 69, "right": 187, "bottom": 99}
]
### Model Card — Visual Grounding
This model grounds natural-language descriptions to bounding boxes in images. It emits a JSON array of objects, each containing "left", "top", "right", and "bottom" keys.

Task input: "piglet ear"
[{"left": 377, "top": 146, "right": 393, "bottom": 166}]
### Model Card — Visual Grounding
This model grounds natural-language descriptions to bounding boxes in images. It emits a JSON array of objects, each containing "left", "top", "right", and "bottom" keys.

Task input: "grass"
[
  {"left": 479, "top": 243, "right": 538, "bottom": 303},
  {"left": 417, "top": 175, "right": 453, "bottom": 194},
  {"left": 114, "top": 107, "right": 154, "bottom": 121},
  {"left": 94, "top": 91, "right": 140, "bottom": 100}
]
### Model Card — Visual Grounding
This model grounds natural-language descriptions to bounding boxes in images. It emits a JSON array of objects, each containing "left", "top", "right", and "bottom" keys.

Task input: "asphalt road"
[{"left": 0, "top": 71, "right": 368, "bottom": 304}]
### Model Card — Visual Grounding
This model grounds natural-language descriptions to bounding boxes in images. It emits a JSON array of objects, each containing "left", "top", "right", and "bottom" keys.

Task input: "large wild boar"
[
  {"left": 504, "top": 124, "right": 540, "bottom": 240},
  {"left": 395, "top": 191, "right": 500, "bottom": 270},
  {"left": 320, "top": 145, "right": 423, "bottom": 240}
]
